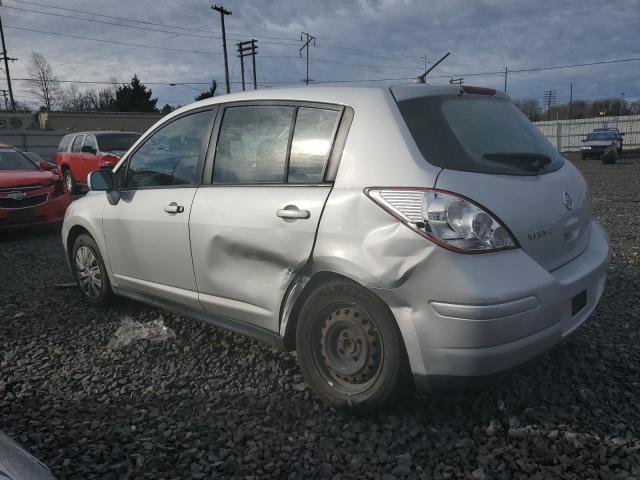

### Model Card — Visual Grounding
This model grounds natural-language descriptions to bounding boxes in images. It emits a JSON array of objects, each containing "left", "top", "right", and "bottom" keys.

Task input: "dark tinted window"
[
  {"left": 97, "top": 133, "right": 140, "bottom": 153},
  {"left": 71, "top": 135, "right": 85, "bottom": 153},
  {"left": 0, "top": 148, "right": 38, "bottom": 170},
  {"left": 124, "top": 110, "right": 213, "bottom": 188},
  {"left": 396, "top": 95, "right": 564, "bottom": 176},
  {"left": 288, "top": 107, "right": 340, "bottom": 183},
  {"left": 587, "top": 132, "right": 617, "bottom": 141},
  {"left": 213, "top": 106, "right": 294, "bottom": 184}
]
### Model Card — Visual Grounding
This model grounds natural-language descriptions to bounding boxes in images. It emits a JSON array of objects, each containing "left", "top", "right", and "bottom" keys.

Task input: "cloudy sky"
[{"left": 2, "top": 0, "right": 639, "bottom": 109}]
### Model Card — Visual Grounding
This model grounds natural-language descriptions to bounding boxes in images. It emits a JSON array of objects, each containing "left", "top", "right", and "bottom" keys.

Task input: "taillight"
[
  {"left": 52, "top": 179, "right": 65, "bottom": 197},
  {"left": 365, "top": 187, "right": 518, "bottom": 253}
]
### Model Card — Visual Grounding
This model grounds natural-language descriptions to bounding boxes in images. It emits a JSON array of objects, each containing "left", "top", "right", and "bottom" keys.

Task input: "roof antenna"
[{"left": 415, "top": 52, "right": 450, "bottom": 84}]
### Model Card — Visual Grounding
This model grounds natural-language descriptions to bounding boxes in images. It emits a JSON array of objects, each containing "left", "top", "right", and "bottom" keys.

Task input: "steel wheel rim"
[
  {"left": 65, "top": 171, "right": 73, "bottom": 191},
  {"left": 75, "top": 246, "right": 102, "bottom": 299},
  {"left": 310, "top": 302, "right": 384, "bottom": 395}
]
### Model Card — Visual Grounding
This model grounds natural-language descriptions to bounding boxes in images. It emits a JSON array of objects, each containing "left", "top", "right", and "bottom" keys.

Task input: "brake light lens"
[{"left": 365, "top": 188, "right": 518, "bottom": 253}]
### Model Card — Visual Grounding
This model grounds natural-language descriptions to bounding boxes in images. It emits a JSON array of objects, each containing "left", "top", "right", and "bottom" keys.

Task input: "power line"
[
  {"left": 7, "top": 0, "right": 422, "bottom": 60},
  {"left": 5, "top": 25, "right": 220, "bottom": 55}
]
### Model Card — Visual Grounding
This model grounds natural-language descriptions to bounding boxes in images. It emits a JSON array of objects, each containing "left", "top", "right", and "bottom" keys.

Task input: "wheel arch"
[{"left": 280, "top": 271, "right": 410, "bottom": 364}]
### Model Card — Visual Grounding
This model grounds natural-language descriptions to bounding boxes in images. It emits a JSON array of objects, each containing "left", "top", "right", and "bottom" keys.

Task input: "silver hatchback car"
[{"left": 63, "top": 84, "right": 609, "bottom": 410}]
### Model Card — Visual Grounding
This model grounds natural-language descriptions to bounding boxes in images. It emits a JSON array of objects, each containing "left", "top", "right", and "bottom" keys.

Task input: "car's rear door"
[
  {"left": 102, "top": 107, "right": 217, "bottom": 308},
  {"left": 189, "top": 101, "right": 347, "bottom": 332}
]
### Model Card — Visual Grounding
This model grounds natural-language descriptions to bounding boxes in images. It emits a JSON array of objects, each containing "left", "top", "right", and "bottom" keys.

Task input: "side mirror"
[
  {"left": 620, "top": 133, "right": 626, "bottom": 136},
  {"left": 88, "top": 169, "right": 115, "bottom": 192},
  {"left": 39, "top": 160, "right": 56, "bottom": 171},
  {"left": 81, "top": 145, "right": 97, "bottom": 155},
  {"left": 580, "top": 139, "right": 586, "bottom": 142}
]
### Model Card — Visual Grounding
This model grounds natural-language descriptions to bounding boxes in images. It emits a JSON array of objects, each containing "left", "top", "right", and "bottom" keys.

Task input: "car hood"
[
  {"left": 0, "top": 431, "right": 55, "bottom": 480},
  {"left": 0, "top": 170, "right": 57, "bottom": 189},
  {"left": 584, "top": 140, "right": 615, "bottom": 147}
]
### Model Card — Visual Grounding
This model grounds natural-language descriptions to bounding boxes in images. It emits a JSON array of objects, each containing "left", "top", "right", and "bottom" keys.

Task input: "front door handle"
[
  {"left": 164, "top": 202, "right": 184, "bottom": 214},
  {"left": 277, "top": 205, "right": 310, "bottom": 220}
]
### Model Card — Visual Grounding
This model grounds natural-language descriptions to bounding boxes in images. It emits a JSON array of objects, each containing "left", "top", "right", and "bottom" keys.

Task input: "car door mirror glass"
[{"left": 89, "top": 169, "right": 115, "bottom": 192}]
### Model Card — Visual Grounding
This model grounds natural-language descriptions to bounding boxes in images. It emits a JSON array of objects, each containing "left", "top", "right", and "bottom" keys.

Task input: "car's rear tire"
[
  {"left": 63, "top": 167, "right": 78, "bottom": 194},
  {"left": 71, "top": 234, "right": 113, "bottom": 306},
  {"left": 296, "top": 279, "right": 409, "bottom": 411}
]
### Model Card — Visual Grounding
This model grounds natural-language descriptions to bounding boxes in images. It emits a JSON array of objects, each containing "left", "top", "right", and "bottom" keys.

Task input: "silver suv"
[{"left": 62, "top": 84, "right": 610, "bottom": 410}]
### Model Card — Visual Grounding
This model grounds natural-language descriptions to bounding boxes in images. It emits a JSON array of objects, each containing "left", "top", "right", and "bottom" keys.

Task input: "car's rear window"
[
  {"left": 396, "top": 94, "right": 565, "bottom": 176},
  {"left": 97, "top": 133, "right": 140, "bottom": 153}
]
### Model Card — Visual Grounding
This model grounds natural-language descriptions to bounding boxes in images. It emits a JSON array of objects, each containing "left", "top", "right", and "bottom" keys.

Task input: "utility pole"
[
  {"left": 0, "top": 89, "right": 8, "bottom": 110},
  {"left": 543, "top": 90, "right": 557, "bottom": 121},
  {"left": 212, "top": 4, "right": 232, "bottom": 94},
  {"left": 568, "top": 82, "right": 573, "bottom": 120},
  {"left": 423, "top": 52, "right": 427, "bottom": 76},
  {"left": 299, "top": 32, "right": 315, "bottom": 85},
  {"left": 620, "top": 92, "right": 624, "bottom": 117},
  {"left": 0, "top": 10, "right": 16, "bottom": 111},
  {"left": 504, "top": 66, "right": 508, "bottom": 93},
  {"left": 237, "top": 39, "right": 258, "bottom": 91}
]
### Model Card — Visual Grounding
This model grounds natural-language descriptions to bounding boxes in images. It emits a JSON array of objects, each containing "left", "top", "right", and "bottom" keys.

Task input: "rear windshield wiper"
[{"left": 481, "top": 153, "right": 552, "bottom": 172}]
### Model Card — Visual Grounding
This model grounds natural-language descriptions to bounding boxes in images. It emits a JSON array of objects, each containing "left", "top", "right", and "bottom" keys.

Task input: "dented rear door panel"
[{"left": 189, "top": 185, "right": 332, "bottom": 332}]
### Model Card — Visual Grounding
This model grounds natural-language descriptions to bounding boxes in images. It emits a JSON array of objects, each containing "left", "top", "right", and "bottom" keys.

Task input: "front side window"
[
  {"left": 71, "top": 135, "right": 85, "bottom": 153},
  {"left": 288, "top": 107, "right": 340, "bottom": 183},
  {"left": 123, "top": 110, "right": 214, "bottom": 189},
  {"left": 213, "top": 106, "right": 294, "bottom": 184},
  {"left": 83, "top": 135, "right": 97, "bottom": 153}
]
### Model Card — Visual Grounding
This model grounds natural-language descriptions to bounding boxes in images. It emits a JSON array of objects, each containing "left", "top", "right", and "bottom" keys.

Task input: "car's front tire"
[
  {"left": 72, "top": 234, "right": 113, "bottom": 306},
  {"left": 63, "top": 167, "right": 78, "bottom": 194},
  {"left": 296, "top": 279, "right": 409, "bottom": 411}
]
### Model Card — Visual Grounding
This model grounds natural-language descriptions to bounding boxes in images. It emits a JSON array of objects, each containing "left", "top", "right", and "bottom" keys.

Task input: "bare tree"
[{"left": 25, "top": 51, "right": 62, "bottom": 110}]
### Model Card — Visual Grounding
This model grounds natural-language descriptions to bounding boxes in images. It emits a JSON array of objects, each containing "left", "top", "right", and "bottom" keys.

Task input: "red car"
[
  {"left": 0, "top": 144, "right": 70, "bottom": 228},
  {"left": 56, "top": 131, "right": 140, "bottom": 193}
]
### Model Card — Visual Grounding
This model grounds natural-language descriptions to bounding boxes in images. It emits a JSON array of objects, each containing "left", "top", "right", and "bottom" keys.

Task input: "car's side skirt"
[{"left": 112, "top": 285, "right": 285, "bottom": 350}]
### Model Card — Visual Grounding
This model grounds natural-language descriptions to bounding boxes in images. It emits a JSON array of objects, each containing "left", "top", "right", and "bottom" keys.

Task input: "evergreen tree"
[
  {"left": 195, "top": 81, "right": 217, "bottom": 101},
  {"left": 114, "top": 75, "right": 158, "bottom": 112}
]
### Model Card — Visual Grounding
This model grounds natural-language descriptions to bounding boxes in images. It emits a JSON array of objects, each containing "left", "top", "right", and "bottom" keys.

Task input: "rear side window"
[
  {"left": 123, "top": 110, "right": 214, "bottom": 188},
  {"left": 213, "top": 106, "right": 294, "bottom": 184},
  {"left": 71, "top": 135, "right": 85, "bottom": 153},
  {"left": 396, "top": 95, "right": 564, "bottom": 176},
  {"left": 212, "top": 104, "right": 341, "bottom": 184},
  {"left": 288, "top": 107, "right": 340, "bottom": 183}
]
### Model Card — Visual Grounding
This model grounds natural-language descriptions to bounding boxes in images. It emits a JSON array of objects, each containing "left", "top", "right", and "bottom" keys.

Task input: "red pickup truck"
[{"left": 56, "top": 131, "right": 140, "bottom": 193}]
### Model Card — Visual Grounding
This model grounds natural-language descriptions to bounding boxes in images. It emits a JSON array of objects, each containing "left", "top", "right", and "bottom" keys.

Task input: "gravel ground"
[{"left": 1, "top": 155, "right": 639, "bottom": 480}]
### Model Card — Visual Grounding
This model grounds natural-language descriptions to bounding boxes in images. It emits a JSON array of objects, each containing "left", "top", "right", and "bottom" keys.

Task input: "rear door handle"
[
  {"left": 277, "top": 206, "right": 310, "bottom": 219},
  {"left": 164, "top": 202, "right": 184, "bottom": 214}
]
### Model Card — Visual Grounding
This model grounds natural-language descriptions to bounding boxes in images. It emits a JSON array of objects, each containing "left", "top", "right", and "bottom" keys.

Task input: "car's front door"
[
  {"left": 102, "top": 107, "right": 217, "bottom": 308},
  {"left": 190, "top": 102, "right": 345, "bottom": 331},
  {"left": 80, "top": 134, "right": 99, "bottom": 182}
]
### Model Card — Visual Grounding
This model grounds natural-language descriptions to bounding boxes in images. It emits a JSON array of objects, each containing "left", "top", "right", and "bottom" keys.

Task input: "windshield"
[
  {"left": 587, "top": 132, "right": 617, "bottom": 141},
  {"left": 395, "top": 94, "right": 564, "bottom": 176},
  {"left": 97, "top": 133, "right": 140, "bottom": 152},
  {"left": 0, "top": 148, "right": 38, "bottom": 171}
]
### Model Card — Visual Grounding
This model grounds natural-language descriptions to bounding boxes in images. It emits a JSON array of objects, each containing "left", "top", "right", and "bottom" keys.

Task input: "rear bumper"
[{"left": 374, "top": 221, "right": 609, "bottom": 390}]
